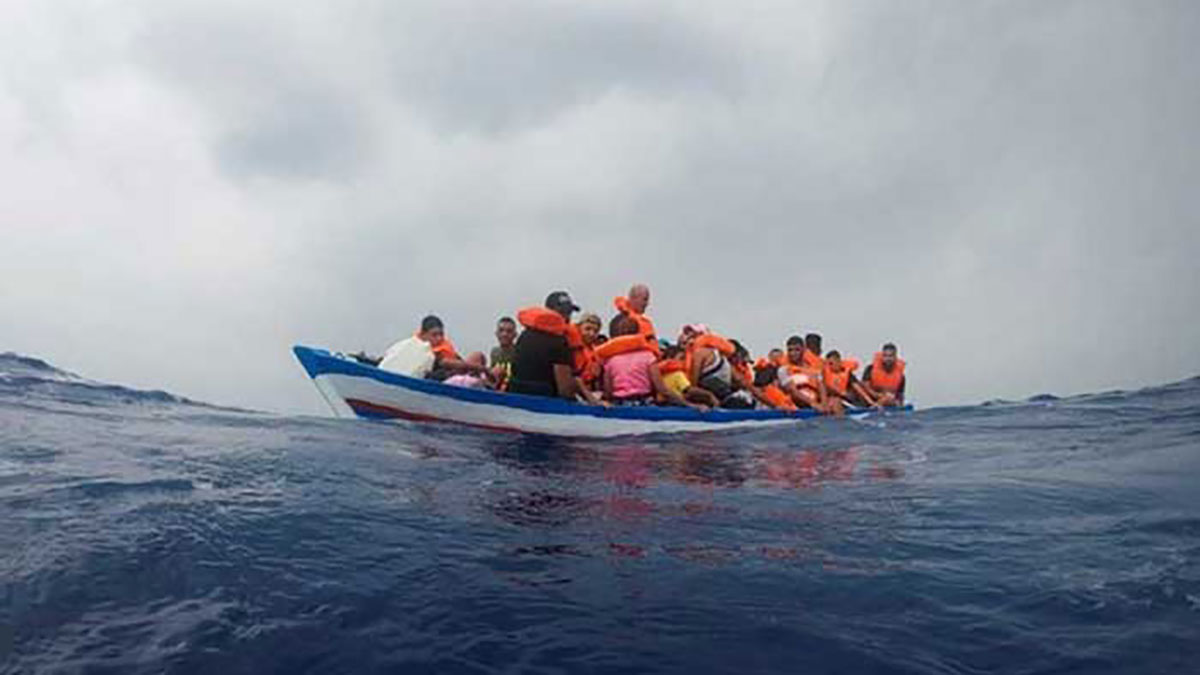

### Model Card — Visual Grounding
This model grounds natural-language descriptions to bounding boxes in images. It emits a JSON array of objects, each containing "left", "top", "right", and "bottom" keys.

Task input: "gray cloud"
[{"left": 1, "top": 0, "right": 1198, "bottom": 414}]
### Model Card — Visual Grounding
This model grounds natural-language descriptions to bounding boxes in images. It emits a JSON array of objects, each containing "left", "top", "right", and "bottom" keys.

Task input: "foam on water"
[{"left": 2, "top": 353, "right": 1198, "bottom": 674}]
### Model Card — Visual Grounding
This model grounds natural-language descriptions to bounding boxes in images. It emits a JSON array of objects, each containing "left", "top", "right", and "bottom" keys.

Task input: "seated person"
[
  {"left": 509, "top": 291, "right": 587, "bottom": 401},
  {"left": 683, "top": 327, "right": 755, "bottom": 409},
  {"left": 657, "top": 345, "right": 719, "bottom": 407},
  {"left": 575, "top": 312, "right": 604, "bottom": 389},
  {"left": 803, "top": 333, "right": 825, "bottom": 368},
  {"left": 860, "top": 342, "right": 907, "bottom": 407},
  {"left": 726, "top": 339, "right": 779, "bottom": 409},
  {"left": 444, "top": 352, "right": 492, "bottom": 389},
  {"left": 777, "top": 335, "right": 828, "bottom": 412},
  {"left": 821, "top": 350, "right": 877, "bottom": 415},
  {"left": 602, "top": 317, "right": 705, "bottom": 409},
  {"left": 489, "top": 316, "right": 518, "bottom": 384},
  {"left": 379, "top": 315, "right": 488, "bottom": 381}
]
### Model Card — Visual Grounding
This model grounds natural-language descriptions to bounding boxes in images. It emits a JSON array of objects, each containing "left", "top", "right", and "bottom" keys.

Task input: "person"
[
  {"left": 489, "top": 317, "right": 518, "bottom": 384},
  {"left": 509, "top": 291, "right": 588, "bottom": 401},
  {"left": 575, "top": 313, "right": 604, "bottom": 389},
  {"left": 379, "top": 315, "right": 488, "bottom": 380},
  {"left": 657, "top": 345, "right": 720, "bottom": 407},
  {"left": 726, "top": 339, "right": 778, "bottom": 409},
  {"left": 611, "top": 284, "right": 656, "bottom": 340},
  {"left": 803, "top": 333, "right": 825, "bottom": 369},
  {"left": 821, "top": 350, "right": 877, "bottom": 415},
  {"left": 601, "top": 316, "right": 704, "bottom": 409},
  {"left": 778, "top": 335, "right": 827, "bottom": 411},
  {"left": 861, "top": 343, "right": 907, "bottom": 407},
  {"left": 683, "top": 326, "right": 747, "bottom": 407},
  {"left": 444, "top": 352, "right": 492, "bottom": 389}
]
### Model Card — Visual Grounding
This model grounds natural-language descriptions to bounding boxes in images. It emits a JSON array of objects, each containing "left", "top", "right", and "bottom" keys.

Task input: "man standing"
[
  {"left": 861, "top": 343, "right": 907, "bottom": 407},
  {"left": 509, "top": 292, "right": 583, "bottom": 400},
  {"left": 611, "top": 283, "right": 655, "bottom": 340}
]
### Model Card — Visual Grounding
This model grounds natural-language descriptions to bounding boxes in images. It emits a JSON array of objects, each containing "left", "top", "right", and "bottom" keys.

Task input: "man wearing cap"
[{"left": 508, "top": 291, "right": 583, "bottom": 400}]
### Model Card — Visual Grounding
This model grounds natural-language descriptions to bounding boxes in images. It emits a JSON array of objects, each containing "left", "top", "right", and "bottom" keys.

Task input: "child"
[{"left": 658, "top": 345, "right": 720, "bottom": 408}]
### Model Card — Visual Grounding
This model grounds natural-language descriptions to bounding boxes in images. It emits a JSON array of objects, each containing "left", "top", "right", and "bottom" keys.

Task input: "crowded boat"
[{"left": 356, "top": 284, "right": 906, "bottom": 417}]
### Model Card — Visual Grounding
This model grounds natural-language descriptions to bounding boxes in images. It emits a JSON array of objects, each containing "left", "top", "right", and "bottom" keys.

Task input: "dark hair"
[
  {"left": 730, "top": 339, "right": 750, "bottom": 360},
  {"left": 663, "top": 345, "right": 684, "bottom": 359},
  {"left": 611, "top": 315, "right": 639, "bottom": 338},
  {"left": 882, "top": 342, "right": 897, "bottom": 352},
  {"left": 421, "top": 315, "right": 444, "bottom": 332},
  {"left": 804, "top": 333, "right": 821, "bottom": 347},
  {"left": 826, "top": 349, "right": 841, "bottom": 359},
  {"left": 786, "top": 335, "right": 804, "bottom": 347},
  {"left": 497, "top": 316, "right": 516, "bottom": 327}
]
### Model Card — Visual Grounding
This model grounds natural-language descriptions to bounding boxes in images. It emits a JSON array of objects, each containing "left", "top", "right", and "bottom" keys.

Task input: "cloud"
[{"left": 1, "top": 0, "right": 1198, "bottom": 413}]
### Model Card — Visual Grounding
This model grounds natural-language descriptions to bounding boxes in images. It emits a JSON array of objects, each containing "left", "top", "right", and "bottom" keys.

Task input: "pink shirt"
[{"left": 604, "top": 351, "right": 657, "bottom": 399}]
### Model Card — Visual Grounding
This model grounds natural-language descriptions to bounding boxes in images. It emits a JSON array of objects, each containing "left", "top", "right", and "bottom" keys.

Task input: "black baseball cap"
[{"left": 545, "top": 291, "right": 581, "bottom": 313}]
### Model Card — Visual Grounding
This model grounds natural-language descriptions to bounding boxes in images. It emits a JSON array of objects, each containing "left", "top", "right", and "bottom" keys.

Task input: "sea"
[{"left": 2, "top": 352, "right": 1198, "bottom": 674}]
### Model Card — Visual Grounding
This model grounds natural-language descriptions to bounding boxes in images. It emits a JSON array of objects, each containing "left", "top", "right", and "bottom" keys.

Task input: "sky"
[{"left": 2, "top": 0, "right": 1198, "bottom": 415}]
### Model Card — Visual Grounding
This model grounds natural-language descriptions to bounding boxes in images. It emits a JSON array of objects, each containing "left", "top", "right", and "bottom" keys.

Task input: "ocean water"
[{"left": 2, "top": 353, "right": 1198, "bottom": 674}]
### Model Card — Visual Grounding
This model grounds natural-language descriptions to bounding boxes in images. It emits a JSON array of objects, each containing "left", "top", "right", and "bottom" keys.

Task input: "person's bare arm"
[
  {"left": 553, "top": 364, "right": 576, "bottom": 401},
  {"left": 602, "top": 364, "right": 615, "bottom": 401},
  {"left": 650, "top": 363, "right": 705, "bottom": 410},
  {"left": 687, "top": 349, "right": 709, "bottom": 387},
  {"left": 733, "top": 366, "right": 773, "bottom": 408}
]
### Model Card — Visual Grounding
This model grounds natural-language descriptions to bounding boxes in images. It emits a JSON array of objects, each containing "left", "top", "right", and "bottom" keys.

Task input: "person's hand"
[{"left": 689, "top": 402, "right": 710, "bottom": 412}]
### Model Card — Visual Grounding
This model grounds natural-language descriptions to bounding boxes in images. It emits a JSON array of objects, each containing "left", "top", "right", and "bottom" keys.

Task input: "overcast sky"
[{"left": 2, "top": 0, "right": 1198, "bottom": 414}]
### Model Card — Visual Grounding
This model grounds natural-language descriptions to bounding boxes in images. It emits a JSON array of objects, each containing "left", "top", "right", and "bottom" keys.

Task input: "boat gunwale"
[{"left": 293, "top": 345, "right": 828, "bottom": 424}]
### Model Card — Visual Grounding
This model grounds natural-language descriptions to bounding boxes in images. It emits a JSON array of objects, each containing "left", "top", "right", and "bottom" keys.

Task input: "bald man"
[{"left": 611, "top": 284, "right": 656, "bottom": 340}]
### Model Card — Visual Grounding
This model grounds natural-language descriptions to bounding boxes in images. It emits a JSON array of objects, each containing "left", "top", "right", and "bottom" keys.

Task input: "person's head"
[
  {"left": 768, "top": 348, "right": 784, "bottom": 364},
  {"left": 880, "top": 342, "right": 898, "bottom": 368},
  {"left": 786, "top": 335, "right": 804, "bottom": 363},
  {"left": 677, "top": 323, "right": 707, "bottom": 348},
  {"left": 628, "top": 284, "right": 651, "bottom": 313},
  {"left": 495, "top": 316, "right": 517, "bottom": 347},
  {"left": 544, "top": 290, "right": 581, "bottom": 320},
  {"left": 662, "top": 344, "right": 685, "bottom": 360},
  {"left": 578, "top": 313, "right": 602, "bottom": 344},
  {"left": 419, "top": 315, "right": 445, "bottom": 346},
  {"left": 825, "top": 349, "right": 843, "bottom": 371},
  {"left": 612, "top": 314, "right": 640, "bottom": 338},
  {"left": 804, "top": 333, "right": 822, "bottom": 356},
  {"left": 730, "top": 339, "right": 750, "bottom": 365},
  {"left": 464, "top": 351, "right": 487, "bottom": 368}
]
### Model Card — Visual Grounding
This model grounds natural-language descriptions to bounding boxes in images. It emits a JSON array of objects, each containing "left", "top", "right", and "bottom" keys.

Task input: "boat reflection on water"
[{"left": 475, "top": 432, "right": 910, "bottom": 572}]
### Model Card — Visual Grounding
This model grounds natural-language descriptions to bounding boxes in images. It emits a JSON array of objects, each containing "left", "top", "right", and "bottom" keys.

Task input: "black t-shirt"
[{"left": 508, "top": 329, "right": 572, "bottom": 397}]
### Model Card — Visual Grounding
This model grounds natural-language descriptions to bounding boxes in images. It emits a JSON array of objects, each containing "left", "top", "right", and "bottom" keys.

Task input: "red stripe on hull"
[{"left": 344, "top": 398, "right": 523, "bottom": 434}]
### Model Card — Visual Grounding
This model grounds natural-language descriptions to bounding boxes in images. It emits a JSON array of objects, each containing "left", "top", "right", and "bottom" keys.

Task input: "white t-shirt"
[{"left": 378, "top": 336, "right": 435, "bottom": 378}]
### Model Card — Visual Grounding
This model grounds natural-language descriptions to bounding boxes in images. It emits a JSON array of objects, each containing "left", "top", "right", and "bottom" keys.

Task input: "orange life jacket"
[
  {"left": 802, "top": 350, "right": 823, "bottom": 370},
  {"left": 613, "top": 296, "right": 656, "bottom": 339},
  {"left": 594, "top": 333, "right": 660, "bottom": 360},
  {"left": 734, "top": 361, "right": 753, "bottom": 386},
  {"left": 415, "top": 331, "right": 461, "bottom": 361},
  {"left": 684, "top": 332, "right": 735, "bottom": 377},
  {"left": 822, "top": 357, "right": 860, "bottom": 397},
  {"left": 658, "top": 359, "right": 686, "bottom": 375},
  {"left": 762, "top": 384, "right": 798, "bottom": 411},
  {"left": 781, "top": 359, "right": 822, "bottom": 390},
  {"left": 868, "top": 353, "right": 906, "bottom": 393},
  {"left": 517, "top": 306, "right": 567, "bottom": 335}
]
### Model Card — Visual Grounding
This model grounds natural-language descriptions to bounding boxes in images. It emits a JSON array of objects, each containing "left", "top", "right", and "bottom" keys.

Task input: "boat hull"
[{"left": 293, "top": 346, "right": 906, "bottom": 438}]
